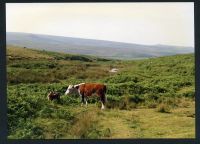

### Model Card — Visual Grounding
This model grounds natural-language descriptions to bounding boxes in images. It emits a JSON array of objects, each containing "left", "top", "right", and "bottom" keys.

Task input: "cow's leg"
[
  {"left": 78, "top": 91, "right": 84, "bottom": 107},
  {"left": 85, "top": 97, "right": 88, "bottom": 106},
  {"left": 81, "top": 95, "right": 85, "bottom": 107},
  {"left": 101, "top": 102, "right": 105, "bottom": 110},
  {"left": 99, "top": 93, "right": 106, "bottom": 110}
]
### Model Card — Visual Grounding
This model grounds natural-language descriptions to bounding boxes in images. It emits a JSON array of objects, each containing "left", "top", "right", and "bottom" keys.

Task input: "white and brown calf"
[{"left": 47, "top": 91, "right": 60, "bottom": 101}]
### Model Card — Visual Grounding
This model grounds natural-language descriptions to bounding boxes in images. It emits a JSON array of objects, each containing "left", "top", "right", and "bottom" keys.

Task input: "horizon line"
[{"left": 6, "top": 31, "right": 194, "bottom": 48}]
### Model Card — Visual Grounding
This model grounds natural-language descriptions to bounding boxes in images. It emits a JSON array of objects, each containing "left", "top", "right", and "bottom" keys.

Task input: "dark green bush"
[{"left": 10, "top": 120, "right": 44, "bottom": 139}]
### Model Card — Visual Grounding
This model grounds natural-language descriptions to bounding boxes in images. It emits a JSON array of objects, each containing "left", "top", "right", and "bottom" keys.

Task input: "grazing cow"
[
  {"left": 65, "top": 83, "right": 107, "bottom": 109},
  {"left": 47, "top": 91, "right": 60, "bottom": 101}
]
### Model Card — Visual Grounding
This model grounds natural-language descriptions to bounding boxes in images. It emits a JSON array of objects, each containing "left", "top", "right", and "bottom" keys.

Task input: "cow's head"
[{"left": 65, "top": 85, "right": 79, "bottom": 95}]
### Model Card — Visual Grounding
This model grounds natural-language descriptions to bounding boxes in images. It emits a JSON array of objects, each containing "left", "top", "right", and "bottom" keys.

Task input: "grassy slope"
[
  {"left": 90, "top": 104, "right": 194, "bottom": 138},
  {"left": 7, "top": 45, "right": 195, "bottom": 139}
]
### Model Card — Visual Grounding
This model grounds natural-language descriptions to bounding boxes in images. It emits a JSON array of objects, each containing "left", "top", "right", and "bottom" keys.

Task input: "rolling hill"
[{"left": 6, "top": 32, "right": 194, "bottom": 59}]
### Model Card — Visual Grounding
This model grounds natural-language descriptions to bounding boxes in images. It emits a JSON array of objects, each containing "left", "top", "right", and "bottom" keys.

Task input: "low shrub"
[
  {"left": 70, "top": 110, "right": 100, "bottom": 138},
  {"left": 8, "top": 120, "right": 44, "bottom": 139}
]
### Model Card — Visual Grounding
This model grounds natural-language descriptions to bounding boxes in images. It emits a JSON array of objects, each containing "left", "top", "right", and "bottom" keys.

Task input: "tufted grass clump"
[{"left": 156, "top": 103, "right": 171, "bottom": 113}]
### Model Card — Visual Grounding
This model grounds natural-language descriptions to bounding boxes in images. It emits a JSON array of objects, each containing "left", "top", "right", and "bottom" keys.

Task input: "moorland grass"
[{"left": 7, "top": 46, "right": 195, "bottom": 139}]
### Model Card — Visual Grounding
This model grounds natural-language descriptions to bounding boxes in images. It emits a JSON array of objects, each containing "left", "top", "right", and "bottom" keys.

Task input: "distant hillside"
[
  {"left": 6, "top": 32, "right": 194, "bottom": 60},
  {"left": 6, "top": 45, "right": 111, "bottom": 62}
]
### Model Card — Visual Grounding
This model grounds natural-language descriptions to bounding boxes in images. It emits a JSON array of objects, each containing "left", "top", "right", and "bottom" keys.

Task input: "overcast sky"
[{"left": 6, "top": 3, "right": 194, "bottom": 47}]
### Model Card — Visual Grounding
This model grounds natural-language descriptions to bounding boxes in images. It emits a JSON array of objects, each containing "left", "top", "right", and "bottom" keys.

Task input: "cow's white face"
[{"left": 65, "top": 85, "right": 77, "bottom": 95}]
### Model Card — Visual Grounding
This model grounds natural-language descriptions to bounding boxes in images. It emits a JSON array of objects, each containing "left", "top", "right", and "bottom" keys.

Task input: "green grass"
[
  {"left": 98, "top": 105, "right": 194, "bottom": 138},
  {"left": 7, "top": 45, "right": 195, "bottom": 139}
]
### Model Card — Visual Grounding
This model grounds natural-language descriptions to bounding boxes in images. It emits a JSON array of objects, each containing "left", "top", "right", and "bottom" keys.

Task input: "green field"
[{"left": 7, "top": 45, "right": 195, "bottom": 139}]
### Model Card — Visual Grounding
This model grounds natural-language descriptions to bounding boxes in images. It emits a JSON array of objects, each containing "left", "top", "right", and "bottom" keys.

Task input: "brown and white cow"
[
  {"left": 65, "top": 83, "right": 107, "bottom": 109},
  {"left": 47, "top": 91, "right": 60, "bottom": 101}
]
